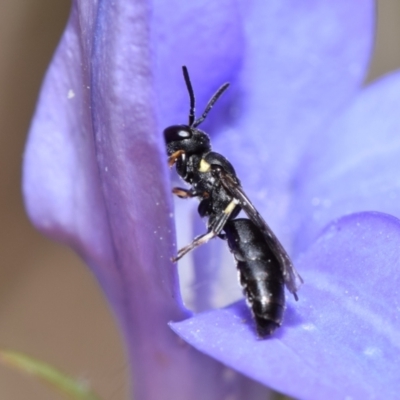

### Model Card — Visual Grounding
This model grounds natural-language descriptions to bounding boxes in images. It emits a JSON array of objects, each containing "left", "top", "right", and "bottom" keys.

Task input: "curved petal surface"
[
  {"left": 187, "top": 0, "right": 375, "bottom": 314},
  {"left": 214, "top": 0, "right": 374, "bottom": 241},
  {"left": 152, "top": 0, "right": 244, "bottom": 130},
  {"left": 23, "top": 1, "right": 269, "bottom": 399},
  {"left": 171, "top": 212, "right": 400, "bottom": 399},
  {"left": 291, "top": 71, "right": 400, "bottom": 253},
  {"left": 23, "top": 3, "right": 108, "bottom": 261}
]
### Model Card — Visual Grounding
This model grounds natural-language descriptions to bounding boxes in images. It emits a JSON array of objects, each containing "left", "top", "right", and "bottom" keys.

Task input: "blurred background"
[{"left": 0, "top": 1, "right": 399, "bottom": 399}]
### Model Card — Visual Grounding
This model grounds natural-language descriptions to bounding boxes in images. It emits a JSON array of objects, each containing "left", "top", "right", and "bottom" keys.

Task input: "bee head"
[
  {"left": 164, "top": 124, "right": 211, "bottom": 156},
  {"left": 163, "top": 66, "right": 228, "bottom": 158}
]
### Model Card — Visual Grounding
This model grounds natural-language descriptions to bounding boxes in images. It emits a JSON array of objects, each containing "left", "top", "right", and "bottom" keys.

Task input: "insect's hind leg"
[
  {"left": 172, "top": 199, "right": 238, "bottom": 262},
  {"left": 172, "top": 230, "right": 217, "bottom": 262}
]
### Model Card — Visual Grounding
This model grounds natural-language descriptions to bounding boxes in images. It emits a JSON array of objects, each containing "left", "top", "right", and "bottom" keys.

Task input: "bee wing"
[{"left": 219, "top": 171, "right": 303, "bottom": 299}]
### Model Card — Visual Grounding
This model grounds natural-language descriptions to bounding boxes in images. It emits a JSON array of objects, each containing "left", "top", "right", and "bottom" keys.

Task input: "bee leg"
[
  {"left": 168, "top": 150, "right": 185, "bottom": 167},
  {"left": 172, "top": 199, "right": 238, "bottom": 261},
  {"left": 173, "top": 230, "right": 218, "bottom": 262},
  {"left": 172, "top": 187, "right": 197, "bottom": 199}
]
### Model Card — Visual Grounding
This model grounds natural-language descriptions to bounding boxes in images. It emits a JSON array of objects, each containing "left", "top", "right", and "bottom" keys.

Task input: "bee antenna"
[
  {"left": 182, "top": 66, "right": 196, "bottom": 126},
  {"left": 192, "top": 82, "right": 230, "bottom": 128}
]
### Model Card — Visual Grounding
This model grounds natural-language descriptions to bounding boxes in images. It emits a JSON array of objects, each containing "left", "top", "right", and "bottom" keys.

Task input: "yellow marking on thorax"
[{"left": 199, "top": 159, "right": 211, "bottom": 172}]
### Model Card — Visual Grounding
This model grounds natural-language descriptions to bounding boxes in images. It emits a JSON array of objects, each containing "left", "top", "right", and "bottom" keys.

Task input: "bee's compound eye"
[{"left": 164, "top": 125, "right": 192, "bottom": 143}]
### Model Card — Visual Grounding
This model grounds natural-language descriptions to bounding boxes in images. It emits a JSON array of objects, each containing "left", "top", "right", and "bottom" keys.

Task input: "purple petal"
[
  {"left": 187, "top": 0, "right": 375, "bottom": 313},
  {"left": 291, "top": 71, "right": 400, "bottom": 253},
  {"left": 152, "top": 0, "right": 245, "bottom": 129},
  {"left": 171, "top": 212, "right": 400, "bottom": 399},
  {"left": 23, "top": 3, "right": 113, "bottom": 269},
  {"left": 214, "top": 0, "right": 374, "bottom": 240},
  {"left": 24, "top": 2, "right": 267, "bottom": 399}
]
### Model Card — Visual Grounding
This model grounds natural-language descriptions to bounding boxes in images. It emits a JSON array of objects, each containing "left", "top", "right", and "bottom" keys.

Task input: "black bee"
[{"left": 164, "top": 66, "right": 303, "bottom": 337}]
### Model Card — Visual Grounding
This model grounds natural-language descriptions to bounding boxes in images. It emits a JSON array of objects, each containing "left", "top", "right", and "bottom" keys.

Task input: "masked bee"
[{"left": 164, "top": 66, "right": 303, "bottom": 336}]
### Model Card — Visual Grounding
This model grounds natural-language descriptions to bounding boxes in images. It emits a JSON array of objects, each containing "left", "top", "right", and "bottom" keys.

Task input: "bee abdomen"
[
  {"left": 224, "top": 219, "right": 285, "bottom": 337},
  {"left": 238, "top": 259, "right": 285, "bottom": 336}
]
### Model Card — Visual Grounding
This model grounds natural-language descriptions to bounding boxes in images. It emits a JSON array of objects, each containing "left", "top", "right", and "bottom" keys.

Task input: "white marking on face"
[{"left": 178, "top": 130, "right": 190, "bottom": 138}]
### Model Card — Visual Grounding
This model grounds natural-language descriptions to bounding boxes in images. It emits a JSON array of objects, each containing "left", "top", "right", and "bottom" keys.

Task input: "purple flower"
[{"left": 22, "top": 0, "right": 400, "bottom": 399}]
